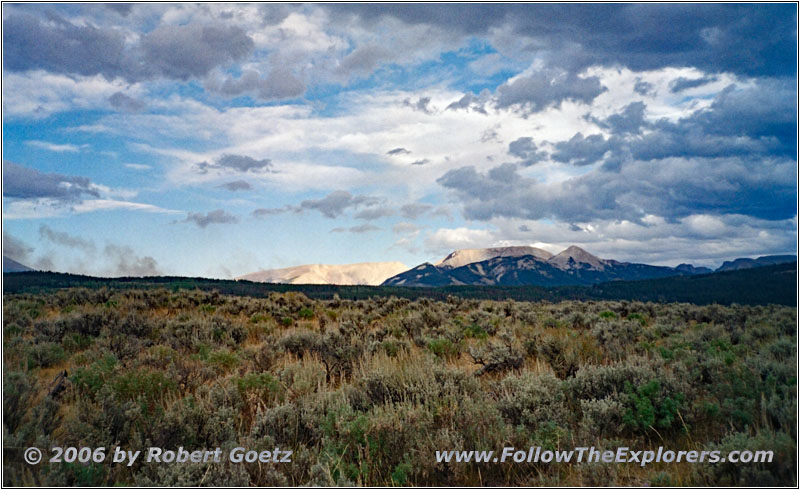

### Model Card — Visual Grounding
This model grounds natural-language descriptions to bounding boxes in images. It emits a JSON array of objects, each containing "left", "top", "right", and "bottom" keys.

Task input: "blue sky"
[{"left": 2, "top": 3, "right": 797, "bottom": 277}]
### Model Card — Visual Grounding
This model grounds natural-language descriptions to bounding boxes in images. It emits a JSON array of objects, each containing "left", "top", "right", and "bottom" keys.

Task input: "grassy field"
[{"left": 3, "top": 288, "right": 796, "bottom": 486}]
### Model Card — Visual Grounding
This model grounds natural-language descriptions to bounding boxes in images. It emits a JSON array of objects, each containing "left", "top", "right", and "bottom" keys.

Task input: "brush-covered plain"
[{"left": 3, "top": 288, "right": 796, "bottom": 486}]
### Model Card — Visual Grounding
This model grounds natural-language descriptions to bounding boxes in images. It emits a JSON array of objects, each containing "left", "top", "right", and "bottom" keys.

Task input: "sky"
[{"left": 2, "top": 3, "right": 797, "bottom": 278}]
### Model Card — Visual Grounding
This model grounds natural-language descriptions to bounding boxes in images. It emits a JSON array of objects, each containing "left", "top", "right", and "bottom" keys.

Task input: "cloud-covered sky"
[{"left": 2, "top": 3, "right": 796, "bottom": 277}]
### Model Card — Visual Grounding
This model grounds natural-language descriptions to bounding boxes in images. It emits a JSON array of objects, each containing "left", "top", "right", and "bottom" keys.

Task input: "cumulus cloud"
[
  {"left": 508, "top": 137, "right": 548, "bottom": 166},
  {"left": 140, "top": 24, "right": 252, "bottom": 80},
  {"left": 109, "top": 91, "right": 146, "bottom": 111},
  {"left": 204, "top": 65, "right": 306, "bottom": 100},
  {"left": 438, "top": 155, "right": 796, "bottom": 224},
  {"left": 183, "top": 209, "right": 239, "bottom": 228},
  {"left": 495, "top": 69, "right": 606, "bottom": 113},
  {"left": 387, "top": 147, "right": 411, "bottom": 155},
  {"left": 551, "top": 133, "right": 611, "bottom": 167},
  {"left": 3, "top": 13, "right": 254, "bottom": 82}
]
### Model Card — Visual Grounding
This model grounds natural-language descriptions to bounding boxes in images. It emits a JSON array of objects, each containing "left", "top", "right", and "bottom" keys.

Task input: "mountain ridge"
[{"left": 381, "top": 246, "right": 796, "bottom": 288}]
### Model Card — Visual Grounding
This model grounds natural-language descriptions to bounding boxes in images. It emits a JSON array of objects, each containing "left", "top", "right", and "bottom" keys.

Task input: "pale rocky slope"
[
  {"left": 435, "top": 246, "right": 553, "bottom": 269},
  {"left": 237, "top": 261, "right": 409, "bottom": 286}
]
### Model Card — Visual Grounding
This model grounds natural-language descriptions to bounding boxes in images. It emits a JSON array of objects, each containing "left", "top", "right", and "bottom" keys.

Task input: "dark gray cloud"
[
  {"left": 669, "top": 75, "right": 718, "bottom": 93},
  {"left": 336, "top": 45, "right": 390, "bottom": 78},
  {"left": 3, "top": 161, "right": 99, "bottom": 201},
  {"left": 551, "top": 133, "right": 611, "bottom": 166},
  {"left": 108, "top": 92, "right": 145, "bottom": 112},
  {"left": 400, "top": 203, "right": 433, "bottom": 219},
  {"left": 330, "top": 4, "right": 796, "bottom": 78},
  {"left": 39, "top": 225, "right": 95, "bottom": 252},
  {"left": 105, "top": 3, "right": 133, "bottom": 16},
  {"left": 404, "top": 96, "right": 433, "bottom": 114},
  {"left": 3, "top": 12, "right": 129, "bottom": 77},
  {"left": 411, "top": 159, "right": 430, "bottom": 166},
  {"left": 204, "top": 65, "right": 306, "bottom": 100},
  {"left": 387, "top": 147, "right": 411, "bottom": 155},
  {"left": 508, "top": 137, "right": 547, "bottom": 166},
  {"left": 3, "top": 233, "right": 33, "bottom": 262},
  {"left": 196, "top": 154, "right": 273, "bottom": 174},
  {"left": 299, "top": 191, "right": 381, "bottom": 219},
  {"left": 438, "top": 155, "right": 796, "bottom": 224},
  {"left": 139, "top": 24, "right": 253, "bottom": 81},
  {"left": 601, "top": 101, "right": 647, "bottom": 135},
  {"left": 3, "top": 13, "right": 254, "bottom": 82},
  {"left": 252, "top": 191, "right": 385, "bottom": 219},
  {"left": 259, "top": 4, "right": 292, "bottom": 25},
  {"left": 445, "top": 91, "right": 489, "bottom": 114},
  {"left": 331, "top": 224, "right": 381, "bottom": 234},
  {"left": 495, "top": 69, "right": 606, "bottom": 114},
  {"left": 252, "top": 206, "right": 291, "bottom": 218},
  {"left": 218, "top": 180, "right": 252, "bottom": 191},
  {"left": 354, "top": 206, "right": 394, "bottom": 221},
  {"left": 634, "top": 79, "right": 655, "bottom": 96},
  {"left": 184, "top": 209, "right": 239, "bottom": 228}
]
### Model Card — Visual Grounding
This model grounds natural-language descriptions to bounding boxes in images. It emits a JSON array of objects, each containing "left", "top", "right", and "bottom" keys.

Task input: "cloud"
[
  {"left": 39, "top": 225, "right": 95, "bottom": 252},
  {"left": 354, "top": 206, "right": 395, "bottom": 221},
  {"left": 600, "top": 101, "right": 647, "bottom": 135},
  {"left": 336, "top": 45, "right": 391, "bottom": 78},
  {"left": 218, "top": 180, "right": 252, "bottom": 191},
  {"left": 387, "top": 147, "right": 411, "bottom": 155},
  {"left": 392, "top": 222, "right": 421, "bottom": 234},
  {"left": 3, "top": 12, "right": 129, "bottom": 78},
  {"left": 298, "top": 190, "right": 380, "bottom": 218},
  {"left": 204, "top": 65, "right": 306, "bottom": 100},
  {"left": 400, "top": 203, "right": 433, "bottom": 219},
  {"left": 195, "top": 154, "right": 273, "bottom": 174},
  {"left": 125, "top": 163, "right": 152, "bottom": 170},
  {"left": 437, "top": 155, "right": 796, "bottom": 224},
  {"left": 404, "top": 96, "right": 434, "bottom": 114},
  {"left": 445, "top": 90, "right": 490, "bottom": 114},
  {"left": 331, "top": 224, "right": 381, "bottom": 234},
  {"left": 183, "top": 209, "right": 239, "bottom": 228},
  {"left": 3, "top": 161, "right": 100, "bottom": 201},
  {"left": 139, "top": 24, "right": 254, "bottom": 80},
  {"left": 495, "top": 68, "right": 606, "bottom": 114},
  {"left": 336, "top": 4, "right": 796, "bottom": 78},
  {"left": 669, "top": 75, "right": 718, "bottom": 93},
  {"left": 109, "top": 91, "right": 146, "bottom": 111},
  {"left": 25, "top": 140, "right": 87, "bottom": 153},
  {"left": 551, "top": 133, "right": 611, "bottom": 166},
  {"left": 508, "top": 137, "right": 547, "bottom": 166},
  {"left": 411, "top": 159, "right": 430, "bottom": 166},
  {"left": 3, "top": 13, "right": 254, "bottom": 82}
]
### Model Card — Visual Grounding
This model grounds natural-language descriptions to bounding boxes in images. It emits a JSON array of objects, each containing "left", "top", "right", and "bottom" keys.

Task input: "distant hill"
[
  {"left": 4, "top": 262, "right": 795, "bottom": 306},
  {"left": 3, "top": 256, "right": 33, "bottom": 273},
  {"left": 383, "top": 245, "right": 709, "bottom": 287},
  {"left": 237, "top": 261, "right": 409, "bottom": 286},
  {"left": 716, "top": 254, "right": 796, "bottom": 272}
]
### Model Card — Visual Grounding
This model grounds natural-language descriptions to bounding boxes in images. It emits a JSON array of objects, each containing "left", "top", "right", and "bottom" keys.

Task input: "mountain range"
[{"left": 3, "top": 246, "right": 795, "bottom": 287}]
